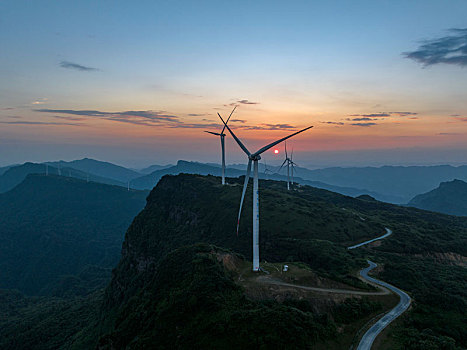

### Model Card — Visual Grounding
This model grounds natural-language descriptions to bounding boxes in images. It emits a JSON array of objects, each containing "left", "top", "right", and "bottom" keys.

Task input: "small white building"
[{"left": 283, "top": 264, "right": 288, "bottom": 272}]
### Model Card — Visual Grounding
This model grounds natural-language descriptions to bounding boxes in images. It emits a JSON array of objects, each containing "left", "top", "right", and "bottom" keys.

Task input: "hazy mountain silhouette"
[
  {"left": 130, "top": 160, "right": 394, "bottom": 201},
  {"left": 138, "top": 163, "right": 173, "bottom": 174},
  {"left": 0, "top": 174, "right": 148, "bottom": 295},
  {"left": 0, "top": 162, "right": 126, "bottom": 193},
  {"left": 0, "top": 164, "right": 15, "bottom": 175},
  {"left": 408, "top": 179, "right": 467, "bottom": 216},
  {"left": 299, "top": 165, "right": 467, "bottom": 204},
  {"left": 46, "top": 158, "right": 142, "bottom": 182}
]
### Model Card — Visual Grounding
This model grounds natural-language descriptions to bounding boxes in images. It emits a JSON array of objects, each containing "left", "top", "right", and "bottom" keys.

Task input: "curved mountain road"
[
  {"left": 347, "top": 228, "right": 393, "bottom": 250},
  {"left": 256, "top": 275, "right": 390, "bottom": 295},
  {"left": 256, "top": 228, "right": 410, "bottom": 349},
  {"left": 356, "top": 260, "right": 411, "bottom": 350},
  {"left": 350, "top": 228, "right": 412, "bottom": 350}
]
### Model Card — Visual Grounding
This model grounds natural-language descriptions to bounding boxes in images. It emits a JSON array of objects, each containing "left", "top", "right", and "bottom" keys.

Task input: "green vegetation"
[
  {"left": 378, "top": 255, "right": 466, "bottom": 349},
  {"left": 0, "top": 289, "right": 101, "bottom": 350},
  {"left": 0, "top": 173, "right": 466, "bottom": 349},
  {"left": 98, "top": 244, "right": 339, "bottom": 349},
  {"left": 101, "top": 174, "right": 466, "bottom": 349},
  {"left": 0, "top": 174, "right": 148, "bottom": 295}
]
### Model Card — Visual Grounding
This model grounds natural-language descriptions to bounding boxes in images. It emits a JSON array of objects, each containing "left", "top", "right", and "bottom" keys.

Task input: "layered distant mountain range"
[{"left": 2, "top": 158, "right": 467, "bottom": 206}]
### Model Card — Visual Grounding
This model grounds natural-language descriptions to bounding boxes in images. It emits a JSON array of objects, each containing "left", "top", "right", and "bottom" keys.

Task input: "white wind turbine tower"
[
  {"left": 204, "top": 106, "right": 237, "bottom": 185},
  {"left": 219, "top": 113, "right": 313, "bottom": 271}
]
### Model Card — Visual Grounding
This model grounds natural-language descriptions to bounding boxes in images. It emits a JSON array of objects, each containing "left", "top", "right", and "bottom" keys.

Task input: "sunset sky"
[{"left": 1, "top": 1, "right": 467, "bottom": 168}]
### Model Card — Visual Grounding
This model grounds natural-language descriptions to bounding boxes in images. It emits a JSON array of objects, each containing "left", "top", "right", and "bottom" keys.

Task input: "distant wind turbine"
[
  {"left": 277, "top": 142, "right": 300, "bottom": 189},
  {"left": 205, "top": 106, "right": 237, "bottom": 185},
  {"left": 278, "top": 142, "right": 292, "bottom": 190},
  {"left": 219, "top": 113, "right": 313, "bottom": 271},
  {"left": 262, "top": 158, "right": 275, "bottom": 176},
  {"left": 289, "top": 148, "right": 299, "bottom": 185}
]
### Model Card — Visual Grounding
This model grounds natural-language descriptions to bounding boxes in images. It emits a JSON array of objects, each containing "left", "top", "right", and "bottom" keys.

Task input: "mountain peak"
[{"left": 408, "top": 179, "right": 467, "bottom": 216}]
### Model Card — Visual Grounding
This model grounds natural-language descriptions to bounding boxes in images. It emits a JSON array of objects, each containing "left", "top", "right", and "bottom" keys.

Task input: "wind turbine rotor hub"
[{"left": 249, "top": 155, "right": 261, "bottom": 161}]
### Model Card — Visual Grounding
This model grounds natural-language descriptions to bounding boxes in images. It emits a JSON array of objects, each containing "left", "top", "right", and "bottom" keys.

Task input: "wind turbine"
[
  {"left": 218, "top": 113, "right": 313, "bottom": 271},
  {"left": 278, "top": 142, "right": 292, "bottom": 190},
  {"left": 204, "top": 106, "right": 237, "bottom": 185},
  {"left": 289, "top": 148, "right": 299, "bottom": 185},
  {"left": 262, "top": 158, "right": 275, "bottom": 177}
]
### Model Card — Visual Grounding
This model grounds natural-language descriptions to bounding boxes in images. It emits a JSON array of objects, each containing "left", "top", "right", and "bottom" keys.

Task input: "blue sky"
[{"left": 1, "top": 0, "right": 466, "bottom": 167}]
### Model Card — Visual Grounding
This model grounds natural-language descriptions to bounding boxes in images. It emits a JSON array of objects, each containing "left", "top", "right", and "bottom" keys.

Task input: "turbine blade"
[
  {"left": 221, "top": 105, "right": 237, "bottom": 133},
  {"left": 278, "top": 159, "right": 287, "bottom": 172},
  {"left": 204, "top": 131, "right": 222, "bottom": 136},
  {"left": 237, "top": 159, "right": 252, "bottom": 235},
  {"left": 252, "top": 126, "right": 313, "bottom": 156},
  {"left": 218, "top": 113, "right": 251, "bottom": 156},
  {"left": 285, "top": 141, "right": 288, "bottom": 159}
]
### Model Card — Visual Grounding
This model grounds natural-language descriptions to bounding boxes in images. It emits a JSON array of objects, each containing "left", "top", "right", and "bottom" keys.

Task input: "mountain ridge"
[{"left": 408, "top": 179, "right": 467, "bottom": 216}]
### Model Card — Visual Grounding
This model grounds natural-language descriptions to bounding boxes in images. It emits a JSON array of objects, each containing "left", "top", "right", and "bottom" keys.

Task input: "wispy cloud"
[
  {"left": 403, "top": 28, "right": 467, "bottom": 67},
  {"left": 438, "top": 132, "right": 462, "bottom": 135},
  {"left": 0, "top": 120, "right": 82, "bottom": 126},
  {"left": 320, "top": 121, "right": 344, "bottom": 125},
  {"left": 60, "top": 61, "right": 100, "bottom": 72},
  {"left": 389, "top": 111, "right": 418, "bottom": 116},
  {"left": 243, "top": 123, "right": 296, "bottom": 131},
  {"left": 35, "top": 108, "right": 303, "bottom": 131},
  {"left": 237, "top": 99, "right": 259, "bottom": 105},
  {"left": 454, "top": 116, "right": 467, "bottom": 122},
  {"left": 347, "top": 117, "right": 378, "bottom": 121},
  {"left": 35, "top": 109, "right": 180, "bottom": 126},
  {"left": 349, "top": 113, "right": 390, "bottom": 118},
  {"left": 53, "top": 115, "right": 87, "bottom": 121},
  {"left": 351, "top": 122, "right": 378, "bottom": 127}
]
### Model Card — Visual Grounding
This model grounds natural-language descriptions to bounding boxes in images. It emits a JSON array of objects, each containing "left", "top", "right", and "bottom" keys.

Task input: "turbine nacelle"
[{"left": 249, "top": 154, "right": 261, "bottom": 161}]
